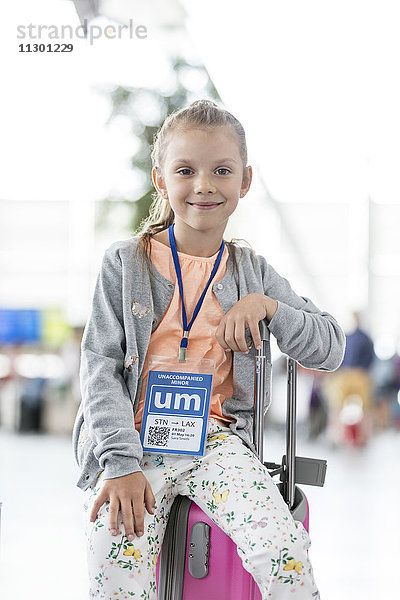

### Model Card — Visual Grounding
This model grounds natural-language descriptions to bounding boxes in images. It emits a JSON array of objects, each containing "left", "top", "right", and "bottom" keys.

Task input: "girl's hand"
[
  {"left": 89, "top": 471, "right": 155, "bottom": 541},
  {"left": 215, "top": 293, "right": 278, "bottom": 353}
]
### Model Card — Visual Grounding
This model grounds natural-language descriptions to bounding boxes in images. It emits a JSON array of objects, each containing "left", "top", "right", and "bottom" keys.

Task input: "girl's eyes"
[{"left": 177, "top": 168, "right": 231, "bottom": 176}]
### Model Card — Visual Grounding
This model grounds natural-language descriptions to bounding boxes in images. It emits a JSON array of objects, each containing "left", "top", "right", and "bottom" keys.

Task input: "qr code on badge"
[{"left": 147, "top": 426, "right": 170, "bottom": 447}]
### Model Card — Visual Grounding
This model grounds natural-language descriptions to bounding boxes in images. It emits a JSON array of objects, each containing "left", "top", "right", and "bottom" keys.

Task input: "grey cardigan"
[{"left": 72, "top": 237, "right": 345, "bottom": 491}]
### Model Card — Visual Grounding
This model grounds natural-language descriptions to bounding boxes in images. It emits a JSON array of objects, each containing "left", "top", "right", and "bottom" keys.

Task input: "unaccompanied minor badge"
[{"left": 140, "top": 369, "right": 213, "bottom": 456}]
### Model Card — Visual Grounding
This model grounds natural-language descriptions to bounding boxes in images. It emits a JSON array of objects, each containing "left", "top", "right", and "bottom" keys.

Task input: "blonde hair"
[{"left": 134, "top": 99, "right": 251, "bottom": 270}]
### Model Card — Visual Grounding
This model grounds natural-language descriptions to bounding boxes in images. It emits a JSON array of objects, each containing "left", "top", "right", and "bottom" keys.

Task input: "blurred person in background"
[
  {"left": 325, "top": 310, "right": 375, "bottom": 446},
  {"left": 372, "top": 346, "right": 400, "bottom": 430},
  {"left": 393, "top": 351, "right": 400, "bottom": 428},
  {"left": 341, "top": 311, "right": 375, "bottom": 371},
  {"left": 307, "top": 370, "right": 329, "bottom": 440}
]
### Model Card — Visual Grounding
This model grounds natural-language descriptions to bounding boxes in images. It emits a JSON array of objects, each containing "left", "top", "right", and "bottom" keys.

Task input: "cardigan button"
[
  {"left": 216, "top": 283, "right": 223, "bottom": 290},
  {"left": 168, "top": 284, "right": 173, "bottom": 289}
]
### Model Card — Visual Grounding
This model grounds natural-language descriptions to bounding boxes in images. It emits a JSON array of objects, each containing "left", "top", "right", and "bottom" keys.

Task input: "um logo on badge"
[
  {"left": 149, "top": 385, "right": 206, "bottom": 417},
  {"left": 155, "top": 391, "right": 201, "bottom": 411}
]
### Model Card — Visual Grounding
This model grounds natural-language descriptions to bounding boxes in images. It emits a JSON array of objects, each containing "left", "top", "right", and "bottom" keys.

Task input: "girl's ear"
[
  {"left": 152, "top": 166, "right": 167, "bottom": 197},
  {"left": 240, "top": 165, "right": 253, "bottom": 197}
]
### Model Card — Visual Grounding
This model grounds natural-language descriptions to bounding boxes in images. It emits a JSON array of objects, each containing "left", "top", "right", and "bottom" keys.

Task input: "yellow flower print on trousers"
[
  {"left": 283, "top": 558, "right": 303, "bottom": 574},
  {"left": 212, "top": 489, "right": 230, "bottom": 503},
  {"left": 123, "top": 545, "right": 141, "bottom": 560},
  {"left": 208, "top": 434, "right": 228, "bottom": 442}
]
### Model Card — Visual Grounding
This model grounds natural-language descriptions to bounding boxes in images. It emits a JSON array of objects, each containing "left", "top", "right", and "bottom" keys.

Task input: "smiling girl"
[{"left": 72, "top": 99, "right": 345, "bottom": 599}]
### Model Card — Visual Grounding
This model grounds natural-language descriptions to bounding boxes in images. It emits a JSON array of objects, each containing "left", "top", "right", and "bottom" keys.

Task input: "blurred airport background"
[{"left": 1, "top": 1, "right": 400, "bottom": 599}]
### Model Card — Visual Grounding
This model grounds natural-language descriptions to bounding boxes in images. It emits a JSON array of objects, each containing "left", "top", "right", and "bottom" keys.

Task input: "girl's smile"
[{"left": 187, "top": 201, "right": 224, "bottom": 210}]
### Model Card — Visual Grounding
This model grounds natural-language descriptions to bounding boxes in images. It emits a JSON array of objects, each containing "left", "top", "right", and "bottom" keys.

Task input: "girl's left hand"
[{"left": 215, "top": 293, "right": 278, "bottom": 353}]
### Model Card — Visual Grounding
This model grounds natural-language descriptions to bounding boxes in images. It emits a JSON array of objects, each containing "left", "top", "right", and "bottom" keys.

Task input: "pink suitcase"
[{"left": 155, "top": 321, "right": 326, "bottom": 599}]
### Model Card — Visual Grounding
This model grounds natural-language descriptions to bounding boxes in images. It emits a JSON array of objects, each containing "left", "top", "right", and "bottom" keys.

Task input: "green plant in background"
[{"left": 95, "top": 56, "right": 220, "bottom": 234}]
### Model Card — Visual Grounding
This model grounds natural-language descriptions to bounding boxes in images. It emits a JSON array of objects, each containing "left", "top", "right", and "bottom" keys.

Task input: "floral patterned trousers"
[{"left": 83, "top": 418, "right": 320, "bottom": 600}]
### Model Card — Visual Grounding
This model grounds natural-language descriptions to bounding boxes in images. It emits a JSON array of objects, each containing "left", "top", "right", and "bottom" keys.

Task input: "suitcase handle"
[
  {"left": 285, "top": 357, "right": 297, "bottom": 508},
  {"left": 254, "top": 321, "right": 327, "bottom": 509},
  {"left": 253, "top": 319, "right": 271, "bottom": 466},
  {"left": 253, "top": 320, "right": 297, "bottom": 508}
]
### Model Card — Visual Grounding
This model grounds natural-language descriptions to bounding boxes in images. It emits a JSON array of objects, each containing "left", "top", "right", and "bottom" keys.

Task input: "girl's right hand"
[{"left": 89, "top": 471, "right": 156, "bottom": 541}]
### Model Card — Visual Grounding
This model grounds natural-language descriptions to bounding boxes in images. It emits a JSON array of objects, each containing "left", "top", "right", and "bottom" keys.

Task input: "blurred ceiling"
[{"left": 71, "top": 0, "right": 186, "bottom": 29}]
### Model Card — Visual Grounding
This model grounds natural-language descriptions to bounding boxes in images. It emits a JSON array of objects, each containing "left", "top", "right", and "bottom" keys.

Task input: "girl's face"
[{"left": 152, "top": 126, "right": 252, "bottom": 238}]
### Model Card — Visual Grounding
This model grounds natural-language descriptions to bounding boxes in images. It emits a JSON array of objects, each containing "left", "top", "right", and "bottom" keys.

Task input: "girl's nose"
[{"left": 193, "top": 175, "right": 217, "bottom": 195}]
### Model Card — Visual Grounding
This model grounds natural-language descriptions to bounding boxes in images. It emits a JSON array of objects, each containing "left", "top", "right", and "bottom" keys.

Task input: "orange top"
[{"left": 134, "top": 236, "right": 235, "bottom": 433}]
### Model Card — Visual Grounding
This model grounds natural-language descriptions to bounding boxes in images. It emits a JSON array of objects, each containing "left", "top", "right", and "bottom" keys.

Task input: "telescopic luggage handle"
[
  {"left": 253, "top": 319, "right": 271, "bottom": 465},
  {"left": 285, "top": 357, "right": 297, "bottom": 508},
  {"left": 254, "top": 320, "right": 327, "bottom": 510}
]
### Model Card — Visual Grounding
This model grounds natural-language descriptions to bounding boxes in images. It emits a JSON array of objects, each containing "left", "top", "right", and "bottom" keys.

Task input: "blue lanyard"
[{"left": 168, "top": 224, "right": 225, "bottom": 362}]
